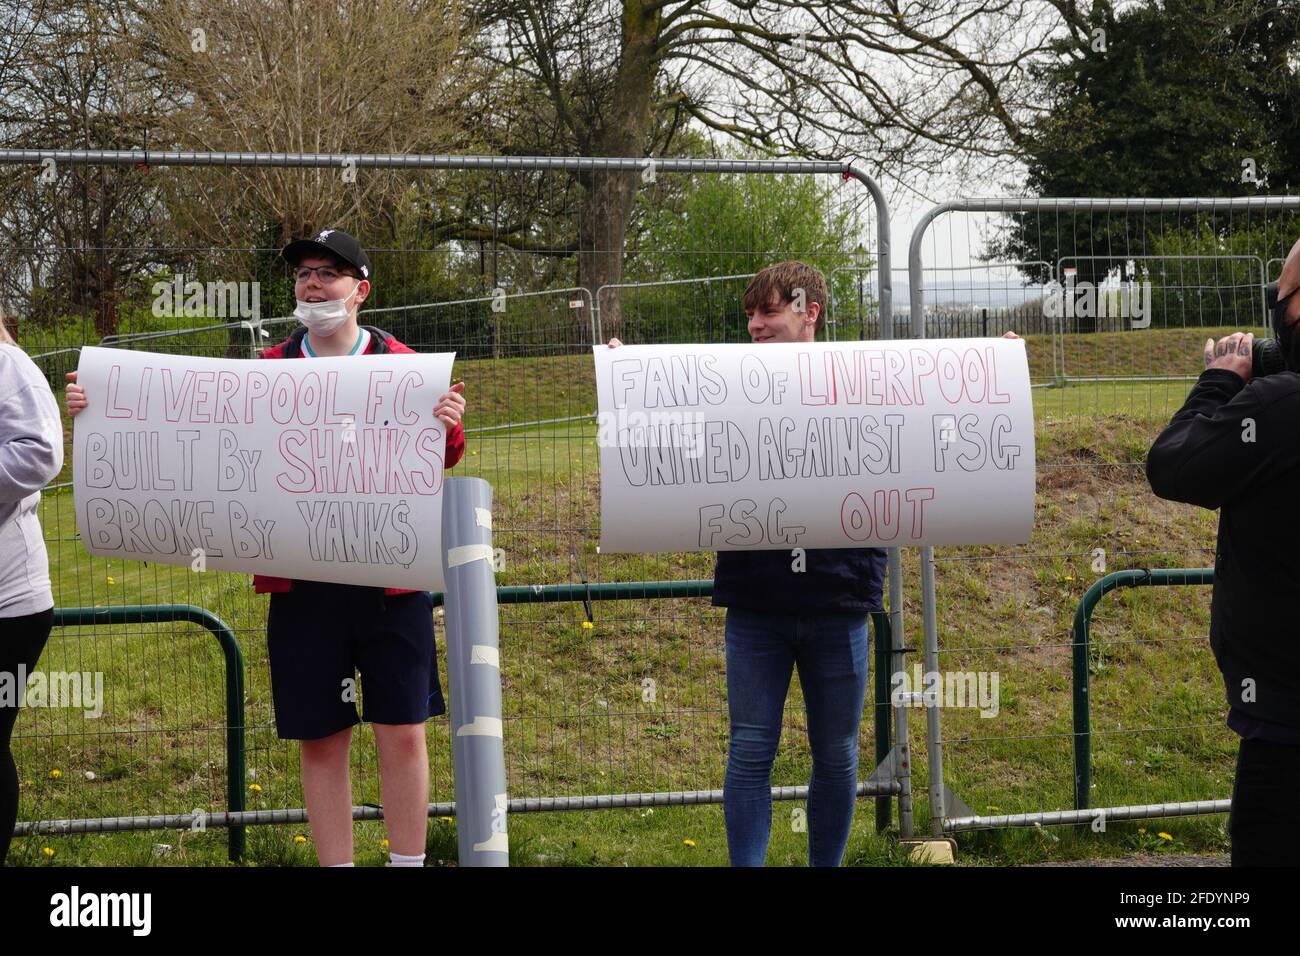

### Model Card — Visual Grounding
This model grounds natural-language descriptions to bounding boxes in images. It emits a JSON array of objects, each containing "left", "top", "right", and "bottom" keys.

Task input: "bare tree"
[
  {"left": 0, "top": 0, "right": 169, "bottom": 339},
  {"left": 0, "top": 0, "right": 1079, "bottom": 343},
  {"left": 468, "top": 0, "right": 1066, "bottom": 335},
  {"left": 135, "top": 0, "right": 488, "bottom": 256}
]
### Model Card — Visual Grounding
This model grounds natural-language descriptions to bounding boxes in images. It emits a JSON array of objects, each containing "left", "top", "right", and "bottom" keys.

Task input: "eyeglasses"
[{"left": 293, "top": 266, "right": 357, "bottom": 283}]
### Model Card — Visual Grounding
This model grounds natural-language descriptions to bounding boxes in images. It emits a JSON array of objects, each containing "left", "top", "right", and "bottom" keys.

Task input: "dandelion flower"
[
  {"left": 581, "top": 621, "right": 593, "bottom": 630},
  {"left": 1138, "top": 827, "right": 1147, "bottom": 834},
  {"left": 293, "top": 835, "right": 307, "bottom": 844},
  {"left": 683, "top": 839, "right": 696, "bottom": 847},
  {"left": 1158, "top": 832, "right": 1173, "bottom": 841},
  {"left": 49, "top": 769, "right": 61, "bottom": 779},
  {"left": 42, "top": 847, "right": 54, "bottom": 858},
  {"left": 439, "top": 816, "right": 453, "bottom": 823},
  {"left": 381, "top": 838, "right": 390, "bottom": 849},
  {"left": 248, "top": 783, "right": 262, "bottom": 793}
]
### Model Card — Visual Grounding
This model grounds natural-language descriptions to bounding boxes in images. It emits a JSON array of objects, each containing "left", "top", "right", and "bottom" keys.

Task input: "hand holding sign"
[
  {"left": 436, "top": 381, "right": 466, "bottom": 428},
  {"left": 65, "top": 371, "right": 87, "bottom": 416}
]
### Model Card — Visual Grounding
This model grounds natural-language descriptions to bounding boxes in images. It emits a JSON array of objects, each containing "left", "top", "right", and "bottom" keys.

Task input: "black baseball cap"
[{"left": 282, "top": 228, "right": 372, "bottom": 281}]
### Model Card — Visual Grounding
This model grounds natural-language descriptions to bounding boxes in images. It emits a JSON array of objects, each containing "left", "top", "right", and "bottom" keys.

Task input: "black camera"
[
  {"left": 1253, "top": 336, "right": 1287, "bottom": 377},
  {"left": 1253, "top": 282, "right": 1296, "bottom": 377}
]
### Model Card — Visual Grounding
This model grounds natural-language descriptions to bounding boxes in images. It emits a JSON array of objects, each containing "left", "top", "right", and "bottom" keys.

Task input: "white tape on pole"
[{"left": 447, "top": 543, "right": 495, "bottom": 568}]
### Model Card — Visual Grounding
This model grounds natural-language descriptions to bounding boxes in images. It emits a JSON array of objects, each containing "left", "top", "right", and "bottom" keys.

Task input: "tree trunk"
[
  {"left": 92, "top": 262, "right": 118, "bottom": 341},
  {"left": 577, "top": 1, "right": 662, "bottom": 342},
  {"left": 579, "top": 170, "right": 639, "bottom": 341}
]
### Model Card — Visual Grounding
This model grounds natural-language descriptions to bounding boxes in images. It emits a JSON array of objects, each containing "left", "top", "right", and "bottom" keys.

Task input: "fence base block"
[{"left": 903, "top": 837, "right": 957, "bottom": 864}]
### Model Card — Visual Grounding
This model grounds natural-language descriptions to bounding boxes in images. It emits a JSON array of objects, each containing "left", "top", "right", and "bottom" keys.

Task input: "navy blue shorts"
[{"left": 265, "top": 581, "right": 445, "bottom": 740}]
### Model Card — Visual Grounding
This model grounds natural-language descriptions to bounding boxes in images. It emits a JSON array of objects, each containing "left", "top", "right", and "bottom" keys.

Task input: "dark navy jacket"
[{"left": 711, "top": 547, "right": 887, "bottom": 614}]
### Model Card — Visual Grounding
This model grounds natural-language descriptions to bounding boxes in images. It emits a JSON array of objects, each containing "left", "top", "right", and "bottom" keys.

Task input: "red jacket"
[{"left": 253, "top": 329, "right": 465, "bottom": 595}]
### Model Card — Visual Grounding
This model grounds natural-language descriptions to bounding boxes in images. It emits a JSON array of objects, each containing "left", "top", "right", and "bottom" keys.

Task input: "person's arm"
[
  {"left": 436, "top": 382, "right": 466, "bottom": 469},
  {"left": 0, "top": 377, "right": 64, "bottom": 502},
  {"left": 444, "top": 419, "right": 466, "bottom": 469},
  {"left": 1147, "top": 332, "right": 1300, "bottom": 508}
]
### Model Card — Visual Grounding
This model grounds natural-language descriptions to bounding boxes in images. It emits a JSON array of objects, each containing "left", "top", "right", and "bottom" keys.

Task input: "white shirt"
[{"left": 0, "top": 344, "right": 64, "bottom": 616}]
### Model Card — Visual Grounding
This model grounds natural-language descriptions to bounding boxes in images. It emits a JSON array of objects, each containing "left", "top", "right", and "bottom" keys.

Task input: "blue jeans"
[{"left": 723, "top": 606, "right": 870, "bottom": 866}]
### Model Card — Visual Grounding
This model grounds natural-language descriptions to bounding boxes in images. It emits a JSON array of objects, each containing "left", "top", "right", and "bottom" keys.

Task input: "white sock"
[
  {"left": 388, "top": 851, "right": 426, "bottom": 868},
  {"left": 326, "top": 861, "right": 354, "bottom": 868}
]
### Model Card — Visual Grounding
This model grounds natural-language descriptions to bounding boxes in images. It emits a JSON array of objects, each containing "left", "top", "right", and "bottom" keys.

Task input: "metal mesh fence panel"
[
  {"left": 0, "top": 151, "right": 891, "bottom": 861},
  {"left": 907, "top": 197, "right": 1300, "bottom": 837}
]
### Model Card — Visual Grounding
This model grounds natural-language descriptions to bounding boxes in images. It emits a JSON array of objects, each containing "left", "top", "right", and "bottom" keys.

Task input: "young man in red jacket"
[{"left": 68, "top": 229, "right": 467, "bottom": 867}]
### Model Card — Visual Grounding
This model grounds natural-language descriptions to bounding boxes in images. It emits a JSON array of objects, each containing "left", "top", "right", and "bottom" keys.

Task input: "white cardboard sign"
[
  {"left": 594, "top": 339, "right": 1035, "bottom": 552},
  {"left": 72, "top": 346, "right": 455, "bottom": 589}
]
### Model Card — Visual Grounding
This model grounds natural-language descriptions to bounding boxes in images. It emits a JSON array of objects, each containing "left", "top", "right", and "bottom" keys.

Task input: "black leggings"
[
  {"left": 1230, "top": 736, "right": 1300, "bottom": 866},
  {"left": 1, "top": 607, "right": 53, "bottom": 865}
]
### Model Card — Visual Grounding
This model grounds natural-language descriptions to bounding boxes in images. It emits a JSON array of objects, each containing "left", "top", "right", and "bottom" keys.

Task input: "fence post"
[
  {"left": 872, "top": 612, "right": 893, "bottom": 833},
  {"left": 842, "top": 167, "right": 912, "bottom": 837},
  {"left": 441, "top": 477, "right": 509, "bottom": 866},
  {"left": 1071, "top": 568, "right": 1214, "bottom": 811},
  {"left": 48, "top": 604, "right": 246, "bottom": 860}
]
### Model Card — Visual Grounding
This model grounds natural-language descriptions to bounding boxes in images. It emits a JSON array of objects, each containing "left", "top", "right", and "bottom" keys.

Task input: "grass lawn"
[{"left": 8, "top": 327, "right": 1235, "bottom": 866}]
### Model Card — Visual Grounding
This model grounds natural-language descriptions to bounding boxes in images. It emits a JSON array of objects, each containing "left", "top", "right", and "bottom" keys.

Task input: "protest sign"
[
  {"left": 72, "top": 346, "right": 455, "bottom": 589},
  {"left": 594, "top": 339, "right": 1034, "bottom": 552}
]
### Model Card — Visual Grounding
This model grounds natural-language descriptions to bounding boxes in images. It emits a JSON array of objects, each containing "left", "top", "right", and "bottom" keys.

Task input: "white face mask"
[{"left": 293, "top": 282, "right": 360, "bottom": 337}]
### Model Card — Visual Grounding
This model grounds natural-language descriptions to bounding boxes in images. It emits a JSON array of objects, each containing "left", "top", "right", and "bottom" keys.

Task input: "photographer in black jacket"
[{"left": 1147, "top": 239, "right": 1300, "bottom": 866}]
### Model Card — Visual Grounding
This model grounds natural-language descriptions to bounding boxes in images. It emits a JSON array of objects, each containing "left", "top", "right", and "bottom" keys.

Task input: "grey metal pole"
[
  {"left": 919, "top": 546, "right": 945, "bottom": 836},
  {"left": 441, "top": 477, "right": 509, "bottom": 866},
  {"left": 873, "top": 243, "right": 915, "bottom": 842},
  {"left": 0, "top": 149, "right": 855, "bottom": 175},
  {"left": 905, "top": 208, "right": 947, "bottom": 836},
  {"left": 841, "top": 165, "right": 892, "bottom": 329},
  {"left": 886, "top": 548, "right": 913, "bottom": 837}
]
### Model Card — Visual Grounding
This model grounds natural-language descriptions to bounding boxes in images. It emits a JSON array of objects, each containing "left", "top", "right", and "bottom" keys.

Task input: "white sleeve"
[{"left": 0, "top": 380, "right": 64, "bottom": 501}]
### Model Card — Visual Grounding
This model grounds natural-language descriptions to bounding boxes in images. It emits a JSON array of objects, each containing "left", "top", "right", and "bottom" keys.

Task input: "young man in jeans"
[
  {"left": 68, "top": 229, "right": 467, "bottom": 867},
  {"left": 610, "top": 260, "right": 886, "bottom": 866}
]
